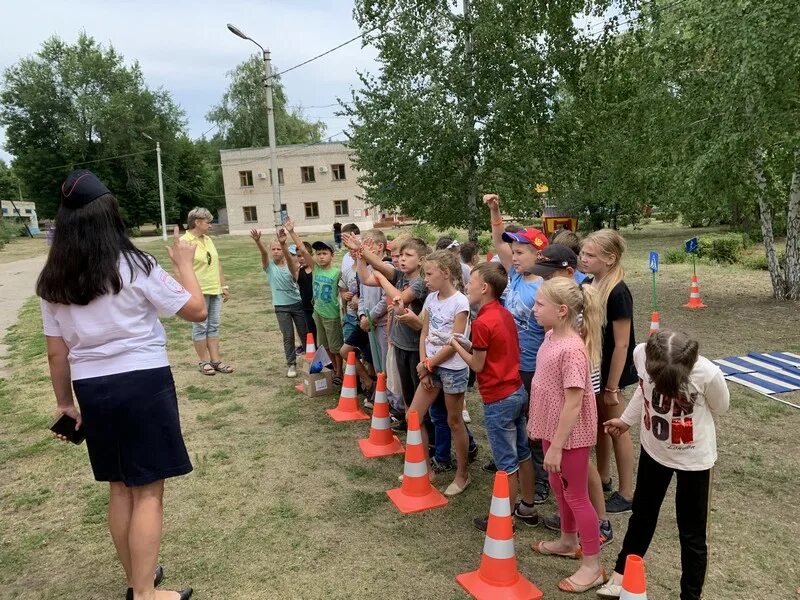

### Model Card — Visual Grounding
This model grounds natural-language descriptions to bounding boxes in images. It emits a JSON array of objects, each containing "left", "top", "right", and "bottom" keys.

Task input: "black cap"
[
  {"left": 312, "top": 240, "right": 336, "bottom": 253},
  {"left": 61, "top": 170, "right": 111, "bottom": 209},
  {"left": 530, "top": 244, "right": 578, "bottom": 276}
]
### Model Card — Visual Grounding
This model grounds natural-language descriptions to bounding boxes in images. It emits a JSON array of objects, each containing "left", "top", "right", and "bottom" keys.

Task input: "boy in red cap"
[{"left": 484, "top": 193, "right": 550, "bottom": 504}]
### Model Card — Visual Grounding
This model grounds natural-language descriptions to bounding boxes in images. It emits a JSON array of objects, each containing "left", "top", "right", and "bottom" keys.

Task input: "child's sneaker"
[
  {"left": 596, "top": 580, "right": 622, "bottom": 598},
  {"left": 602, "top": 477, "right": 613, "bottom": 493},
  {"left": 430, "top": 458, "right": 453, "bottom": 473},
  {"left": 481, "top": 460, "right": 498, "bottom": 473},
  {"left": 462, "top": 409, "right": 471, "bottom": 423},
  {"left": 605, "top": 491, "right": 633, "bottom": 514},
  {"left": 390, "top": 417, "right": 407, "bottom": 432},
  {"left": 287, "top": 366, "right": 297, "bottom": 378},
  {"left": 513, "top": 502, "right": 539, "bottom": 527},
  {"left": 363, "top": 398, "right": 374, "bottom": 410},
  {"left": 468, "top": 444, "right": 479, "bottom": 463},
  {"left": 534, "top": 482, "right": 550, "bottom": 504},
  {"left": 599, "top": 519, "right": 614, "bottom": 548},
  {"left": 473, "top": 515, "right": 516, "bottom": 533}
]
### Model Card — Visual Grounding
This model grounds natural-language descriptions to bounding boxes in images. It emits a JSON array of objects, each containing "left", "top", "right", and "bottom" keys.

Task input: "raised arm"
[
  {"left": 250, "top": 229, "right": 270, "bottom": 269},
  {"left": 343, "top": 232, "right": 394, "bottom": 279},
  {"left": 277, "top": 228, "right": 299, "bottom": 280},
  {"left": 484, "top": 194, "right": 512, "bottom": 271},
  {"left": 284, "top": 216, "right": 313, "bottom": 268}
]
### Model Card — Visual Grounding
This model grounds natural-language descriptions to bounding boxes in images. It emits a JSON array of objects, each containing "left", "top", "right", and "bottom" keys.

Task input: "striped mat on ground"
[{"left": 713, "top": 352, "right": 800, "bottom": 409}]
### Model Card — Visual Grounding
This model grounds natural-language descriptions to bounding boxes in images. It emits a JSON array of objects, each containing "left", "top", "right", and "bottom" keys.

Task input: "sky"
[{"left": 0, "top": 0, "right": 380, "bottom": 163}]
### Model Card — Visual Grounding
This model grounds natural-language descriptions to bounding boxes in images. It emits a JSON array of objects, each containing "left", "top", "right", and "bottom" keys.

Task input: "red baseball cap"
[{"left": 501, "top": 228, "right": 549, "bottom": 249}]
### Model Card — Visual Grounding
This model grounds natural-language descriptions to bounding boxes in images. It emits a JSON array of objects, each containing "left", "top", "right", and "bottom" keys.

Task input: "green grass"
[{"left": 0, "top": 225, "right": 798, "bottom": 599}]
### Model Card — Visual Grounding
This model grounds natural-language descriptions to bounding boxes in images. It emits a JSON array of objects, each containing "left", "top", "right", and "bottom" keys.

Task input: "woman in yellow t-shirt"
[{"left": 181, "top": 207, "right": 234, "bottom": 375}]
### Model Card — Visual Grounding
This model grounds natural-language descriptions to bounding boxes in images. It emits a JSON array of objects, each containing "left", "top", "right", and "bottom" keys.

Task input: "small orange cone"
[
  {"left": 358, "top": 373, "right": 404, "bottom": 458},
  {"left": 619, "top": 554, "right": 648, "bottom": 599},
  {"left": 456, "top": 471, "right": 542, "bottom": 600},
  {"left": 648, "top": 311, "right": 660, "bottom": 336},
  {"left": 326, "top": 352, "right": 369, "bottom": 422},
  {"left": 386, "top": 410, "right": 448, "bottom": 514},
  {"left": 304, "top": 333, "right": 316, "bottom": 362},
  {"left": 683, "top": 275, "right": 707, "bottom": 309}
]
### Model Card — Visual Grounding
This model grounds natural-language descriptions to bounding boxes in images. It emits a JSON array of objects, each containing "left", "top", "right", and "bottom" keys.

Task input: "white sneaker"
[
  {"left": 287, "top": 366, "right": 297, "bottom": 378},
  {"left": 462, "top": 409, "right": 471, "bottom": 423},
  {"left": 596, "top": 581, "right": 622, "bottom": 598}
]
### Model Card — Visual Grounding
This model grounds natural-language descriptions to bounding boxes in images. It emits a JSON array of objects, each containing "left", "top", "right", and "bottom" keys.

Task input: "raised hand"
[
  {"left": 342, "top": 231, "right": 361, "bottom": 251},
  {"left": 483, "top": 193, "right": 500, "bottom": 210},
  {"left": 283, "top": 216, "right": 295, "bottom": 232},
  {"left": 363, "top": 237, "right": 376, "bottom": 253},
  {"left": 250, "top": 229, "right": 262, "bottom": 242},
  {"left": 166, "top": 226, "right": 195, "bottom": 268},
  {"left": 277, "top": 228, "right": 287, "bottom": 244}
]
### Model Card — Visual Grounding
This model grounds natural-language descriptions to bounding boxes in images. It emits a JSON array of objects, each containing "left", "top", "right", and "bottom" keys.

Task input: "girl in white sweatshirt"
[{"left": 598, "top": 330, "right": 730, "bottom": 600}]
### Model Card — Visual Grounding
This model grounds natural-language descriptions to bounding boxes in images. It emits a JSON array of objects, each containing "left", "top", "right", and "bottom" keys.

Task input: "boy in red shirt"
[{"left": 451, "top": 262, "right": 538, "bottom": 530}]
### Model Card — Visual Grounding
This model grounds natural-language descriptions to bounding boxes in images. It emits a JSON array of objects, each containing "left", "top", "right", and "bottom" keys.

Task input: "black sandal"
[
  {"left": 125, "top": 565, "right": 165, "bottom": 599},
  {"left": 198, "top": 362, "right": 216, "bottom": 376},
  {"left": 210, "top": 361, "right": 234, "bottom": 374}
]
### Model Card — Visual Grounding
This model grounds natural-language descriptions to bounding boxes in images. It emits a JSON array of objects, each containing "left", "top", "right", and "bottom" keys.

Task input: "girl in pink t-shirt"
[{"left": 528, "top": 277, "right": 607, "bottom": 594}]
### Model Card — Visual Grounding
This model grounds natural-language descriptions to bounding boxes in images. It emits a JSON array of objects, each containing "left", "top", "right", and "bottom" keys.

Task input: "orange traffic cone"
[
  {"left": 648, "top": 311, "right": 660, "bottom": 336},
  {"left": 358, "top": 373, "right": 404, "bottom": 458},
  {"left": 326, "top": 352, "right": 369, "bottom": 422},
  {"left": 619, "top": 554, "right": 648, "bottom": 599},
  {"left": 683, "top": 275, "right": 707, "bottom": 309},
  {"left": 456, "top": 471, "right": 542, "bottom": 600},
  {"left": 386, "top": 410, "right": 448, "bottom": 514},
  {"left": 304, "top": 333, "right": 316, "bottom": 363}
]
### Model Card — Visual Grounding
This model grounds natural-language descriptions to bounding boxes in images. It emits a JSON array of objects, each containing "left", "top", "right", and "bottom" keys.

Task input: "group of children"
[{"left": 251, "top": 196, "right": 730, "bottom": 599}]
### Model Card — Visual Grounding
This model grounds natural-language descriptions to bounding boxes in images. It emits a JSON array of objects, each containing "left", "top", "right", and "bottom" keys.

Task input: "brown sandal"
[
  {"left": 531, "top": 540, "right": 583, "bottom": 560},
  {"left": 199, "top": 362, "right": 216, "bottom": 376},
  {"left": 211, "top": 361, "right": 234, "bottom": 374}
]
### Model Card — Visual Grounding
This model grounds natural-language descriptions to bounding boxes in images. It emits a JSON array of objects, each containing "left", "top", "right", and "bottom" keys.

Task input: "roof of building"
[{"left": 220, "top": 141, "right": 349, "bottom": 160}]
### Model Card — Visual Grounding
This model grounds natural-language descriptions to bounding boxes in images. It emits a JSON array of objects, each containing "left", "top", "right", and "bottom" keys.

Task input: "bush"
[
  {"left": 0, "top": 219, "right": 26, "bottom": 248},
  {"left": 477, "top": 231, "right": 493, "bottom": 254},
  {"left": 744, "top": 250, "right": 786, "bottom": 271},
  {"left": 698, "top": 233, "right": 744, "bottom": 264},
  {"left": 410, "top": 222, "right": 435, "bottom": 243},
  {"left": 664, "top": 248, "right": 686, "bottom": 264}
]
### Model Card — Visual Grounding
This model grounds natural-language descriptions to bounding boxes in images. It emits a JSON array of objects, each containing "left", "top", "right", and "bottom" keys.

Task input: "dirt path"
[{"left": 0, "top": 254, "right": 47, "bottom": 375}]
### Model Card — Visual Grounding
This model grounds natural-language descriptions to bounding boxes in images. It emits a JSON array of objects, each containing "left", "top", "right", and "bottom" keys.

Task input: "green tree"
[
  {"left": 0, "top": 160, "right": 18, "bottom": 201},
  {"left": 0, "top": 34, "right": 187, "bottom": 224},
  {"left": 345, "top": 0, "right": 612, "bottom": 240},
  {"left": 206, "top": 55, "right": 326, "bottom": 148}
]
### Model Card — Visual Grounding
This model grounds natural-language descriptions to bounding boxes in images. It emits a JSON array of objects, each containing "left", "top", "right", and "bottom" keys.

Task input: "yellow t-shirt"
[{"left": 180, "top": 231, "right": 222, "bottom": 295}]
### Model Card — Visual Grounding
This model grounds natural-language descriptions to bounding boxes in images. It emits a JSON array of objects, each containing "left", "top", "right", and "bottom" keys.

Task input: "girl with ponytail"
[
  {"left": 528, "top": 278, "right": 609, "bottom": 593},
  {"left": 598, "top": 330, "right": 729, "bottom": 599},
  {"left": 581, "top": 228, "right": 638, "bottom": 514}
]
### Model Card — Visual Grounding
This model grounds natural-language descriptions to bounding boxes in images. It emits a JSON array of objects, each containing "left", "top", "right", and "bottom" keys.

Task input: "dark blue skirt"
[{"left": 73, "top": 366, "right": 192, "bottom": 487}]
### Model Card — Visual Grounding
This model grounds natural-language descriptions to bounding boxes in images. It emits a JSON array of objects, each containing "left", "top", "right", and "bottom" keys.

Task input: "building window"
[
  {"left": 25, "top": 208, "right": 32, "bottom": 214},
  {"left": 1, "top": 208, "right": 7, "bottom": 215},
  {"left": 301, "top": 166, "right": 316, "bottom": 183},
  {"left": 243, "top": 206, "right": 258, "bottom": 223},
  {"left": 239, "top": 170, "right": 254, "bottom": 187},
  {"left": 332, "top": 164, "right": 346, "bottom": 181},
  {"left": 304, "top": 202, "right": 319, "bottom": 219},
  {"left": 269, "top": 168, "right": 284, "bottom": 185},
  {"left": 334, "top": 200, "right": 349, "bottom": 216}
]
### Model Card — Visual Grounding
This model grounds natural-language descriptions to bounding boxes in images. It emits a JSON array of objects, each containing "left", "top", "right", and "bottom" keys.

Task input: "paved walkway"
[{"left": 0, "top": 254, "right": 47, "bottom": 375}]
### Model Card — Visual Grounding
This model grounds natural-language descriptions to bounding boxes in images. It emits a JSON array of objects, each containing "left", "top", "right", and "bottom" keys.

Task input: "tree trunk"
[
  {"left": 784, "top": 151, "right": 800, "bottom": 300},
  {"left": 754, "top": 150, "right": 786, "bottom": 298}
]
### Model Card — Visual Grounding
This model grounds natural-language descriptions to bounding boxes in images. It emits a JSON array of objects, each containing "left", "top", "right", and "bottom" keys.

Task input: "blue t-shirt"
[
  {"left": 505, "top": 270, "right": 545, "bottom": 372},
  {"left": 264, "top": 262, "right": 301, "bottom": 307},
  {"left": 574, "top": 270, "right": 588, "bottom": 285}
]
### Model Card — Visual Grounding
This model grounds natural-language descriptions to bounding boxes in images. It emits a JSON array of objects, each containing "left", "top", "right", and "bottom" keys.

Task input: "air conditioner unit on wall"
[
  {"left": 319, "top": 166, "right": 328, "bottom": 173},
  {"left": 257, "top": 172, "right": 268, "bottom": 180}
]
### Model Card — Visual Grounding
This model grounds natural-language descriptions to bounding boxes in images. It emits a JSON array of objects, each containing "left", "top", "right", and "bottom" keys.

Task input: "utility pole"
[
  {"left": 262, "top": 48, "right": 283, "bottom": 228},
  {"left": 143, "top": 133, "right": 167, "bottom": 241},
  {"left": 463, "top": 0, "right": 478, "bottom": 242}
]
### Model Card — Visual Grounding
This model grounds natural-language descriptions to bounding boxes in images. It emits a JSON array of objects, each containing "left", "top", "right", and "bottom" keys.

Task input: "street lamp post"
[
  {"left": 227, "top": 23, "right": 282, "bottom": 228},
  {"left": 142, "top": 132, "right": 168, "bottom": 241}
]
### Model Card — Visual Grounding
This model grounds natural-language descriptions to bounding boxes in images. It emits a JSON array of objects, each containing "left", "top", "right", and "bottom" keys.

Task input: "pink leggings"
[{"left": 543, "top": 441, "right": 600, "bottom": 556}]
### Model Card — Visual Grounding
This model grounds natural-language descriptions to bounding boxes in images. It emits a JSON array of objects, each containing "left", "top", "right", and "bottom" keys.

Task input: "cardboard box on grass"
[{"left": 303, "top": 347, "right": 335, "bottom": 397}]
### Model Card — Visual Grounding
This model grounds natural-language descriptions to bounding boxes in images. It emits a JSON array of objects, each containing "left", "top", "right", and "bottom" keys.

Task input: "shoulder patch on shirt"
[{"left": 160, "top": 270, "right": 185, "bottom": 294}]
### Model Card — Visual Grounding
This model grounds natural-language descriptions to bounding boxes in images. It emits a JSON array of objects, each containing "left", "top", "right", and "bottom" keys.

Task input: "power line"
[
  {"left": 162, "top": 172, "right": 226, "bottom": 199},
  {"left": 269, "top": 27, "right": 380, "bottom": 80},
  {"left": 45, "top": 149, "right": 154, "bottom": 171},
  {"left": 583, "top": 0, "right": 691, "bottom": 38}
]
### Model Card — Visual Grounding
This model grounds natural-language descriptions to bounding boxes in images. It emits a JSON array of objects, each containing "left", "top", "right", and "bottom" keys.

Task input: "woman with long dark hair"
[{"left": 39, "top": 170, "right": 205, "bottom": 600}]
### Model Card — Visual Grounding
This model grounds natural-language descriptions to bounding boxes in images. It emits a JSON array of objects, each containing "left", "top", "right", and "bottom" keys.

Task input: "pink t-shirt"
[{"left": 528, "top": 330, "right": 597, "bottom": 449}]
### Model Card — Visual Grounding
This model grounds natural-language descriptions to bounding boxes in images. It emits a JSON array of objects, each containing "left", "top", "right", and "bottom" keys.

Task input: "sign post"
[
  {"left": 648, "top": 251, "right": 660, "bottom": 335},
  {"left": 683, "top": 237, "right": 707, "bottom": 309}
]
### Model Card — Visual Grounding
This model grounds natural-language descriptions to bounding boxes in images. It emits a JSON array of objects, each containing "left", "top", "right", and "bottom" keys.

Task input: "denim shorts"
[
  {"left": 342, "top": 313, "right": 359, "bottom": 341},
  {"left": 192, "top": 294, "right": 222, "bottom": 341},
  {"left": 430, "top": 365, "right": 469, "bottom": 394},
  {"left": 484, "top": 385, "right": 531, "bottom": 475}
]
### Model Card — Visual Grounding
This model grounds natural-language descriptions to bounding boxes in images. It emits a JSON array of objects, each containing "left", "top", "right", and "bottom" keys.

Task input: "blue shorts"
[
  {"left": 484, "top": 386, "right": 531, "bottom": 475},
  {"left": 430, "top": 366, "right": 469, "bottom": 394},
  {"left": 342, "top": 313, "right": 359, "bottom": 341}
]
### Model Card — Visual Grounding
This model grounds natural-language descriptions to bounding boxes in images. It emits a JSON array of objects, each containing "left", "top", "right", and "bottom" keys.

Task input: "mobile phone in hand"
[{"left": 49, "top": 413, "right": 86, "bottom": 444}]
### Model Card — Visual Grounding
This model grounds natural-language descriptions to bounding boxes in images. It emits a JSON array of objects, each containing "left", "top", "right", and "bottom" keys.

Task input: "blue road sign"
[
  {"left": 685, "top": 237, "right": 699, "bottom": 253},
  {"left": 649, "top": 251, "right": 659, "bottom": 272}
]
